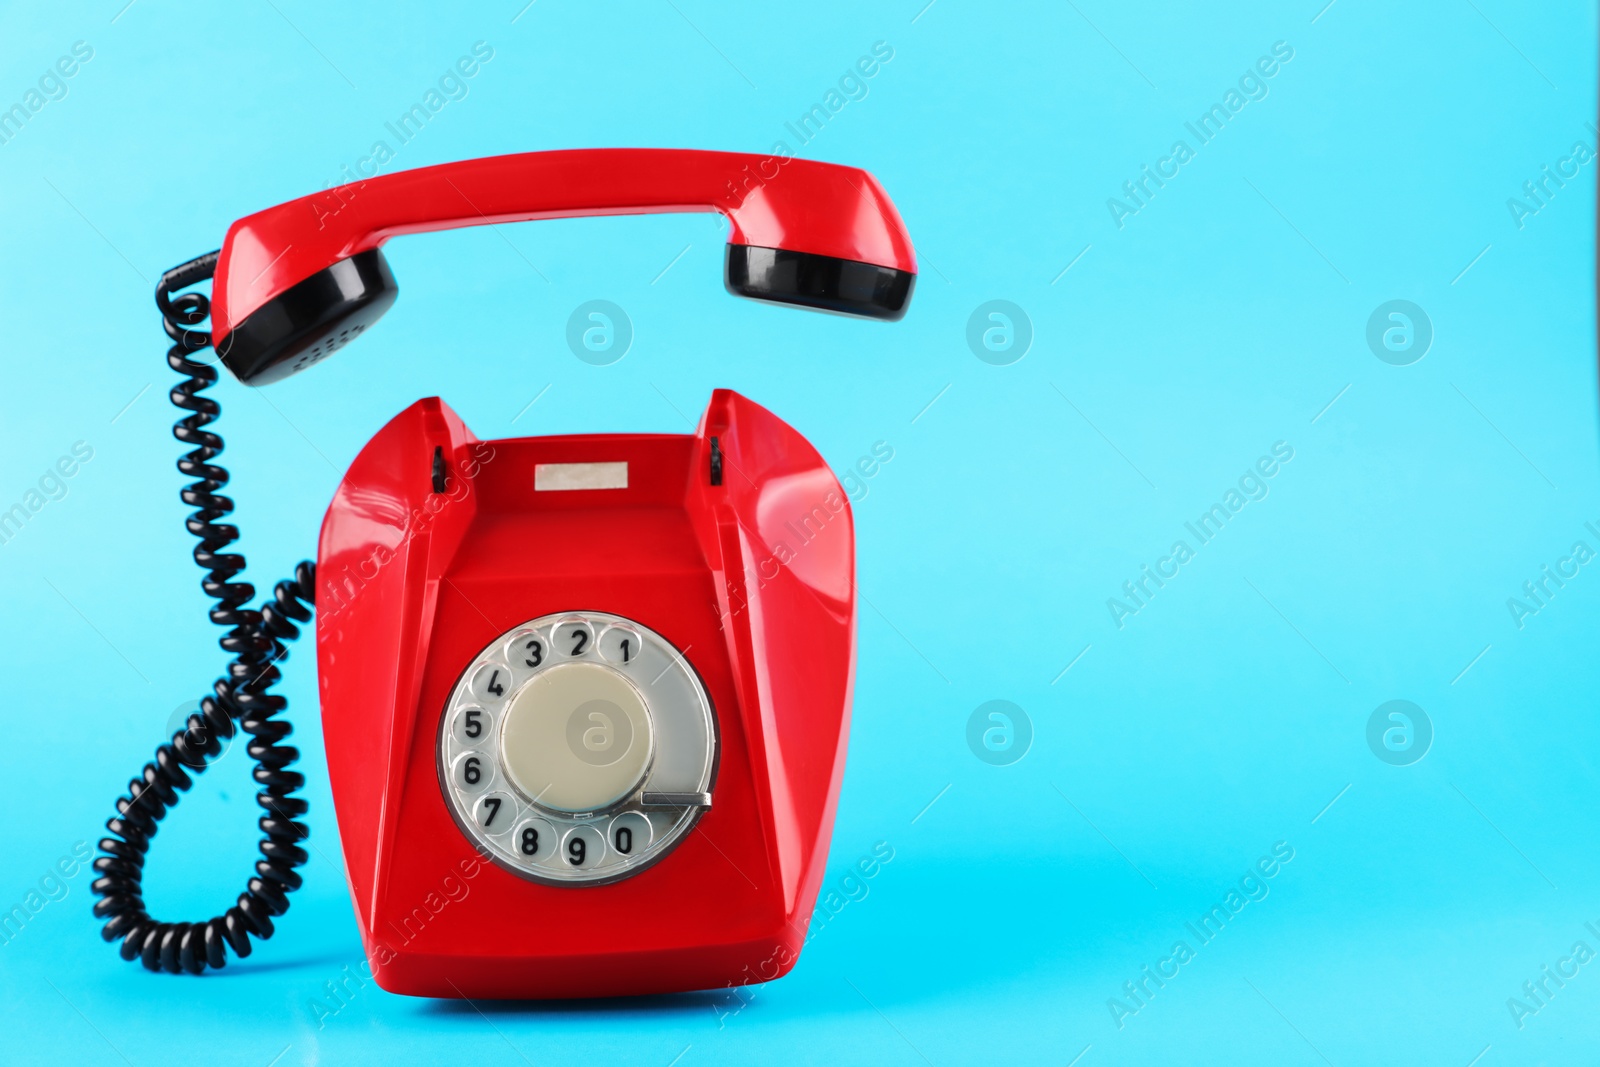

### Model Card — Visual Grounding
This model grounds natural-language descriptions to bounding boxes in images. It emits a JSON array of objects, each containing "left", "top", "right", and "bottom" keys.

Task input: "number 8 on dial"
[{"left": 513, "top": 817, "right": 556, "bottom": 862}]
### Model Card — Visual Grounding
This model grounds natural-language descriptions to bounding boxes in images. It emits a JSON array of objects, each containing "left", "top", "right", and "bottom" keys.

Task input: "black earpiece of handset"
[
  {"left": 723, "top": 246, "right": 913, "bottom": 321},
  {"left": 218, "top": 250, "right": 398, "bottom": 387}
]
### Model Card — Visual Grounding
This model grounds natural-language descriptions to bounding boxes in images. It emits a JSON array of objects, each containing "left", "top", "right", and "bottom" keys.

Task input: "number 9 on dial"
[{"left": 562, "top": 825, "right": 605, "bottom": 868}]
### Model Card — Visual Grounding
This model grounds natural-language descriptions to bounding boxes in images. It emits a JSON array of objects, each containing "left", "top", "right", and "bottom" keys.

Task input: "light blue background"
[{"left": 0, "top": 1, "right": 1596, "bottom": 1064}]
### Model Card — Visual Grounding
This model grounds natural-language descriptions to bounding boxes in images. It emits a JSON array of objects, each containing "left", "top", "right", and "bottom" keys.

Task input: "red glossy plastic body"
[
  {"left": 316, "top": 390, "right": 856, "bottom": 998},
  {"left": 212, "top": 148, "right": 917, "bottom": 347}
]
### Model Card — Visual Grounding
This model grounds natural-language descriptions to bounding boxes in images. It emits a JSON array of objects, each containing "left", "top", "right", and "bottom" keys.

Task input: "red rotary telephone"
[{"left": 90, "top": 148, "right": 916, "bottom": 998}]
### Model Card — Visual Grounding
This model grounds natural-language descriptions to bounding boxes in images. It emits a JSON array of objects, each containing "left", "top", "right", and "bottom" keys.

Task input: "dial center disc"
[{"left": 500, "top": 661, "right": 654, "bottom": 813}]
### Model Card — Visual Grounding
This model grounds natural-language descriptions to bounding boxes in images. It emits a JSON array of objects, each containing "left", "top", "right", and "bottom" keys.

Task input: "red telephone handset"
[
  {"left": 211, "top": 148, "right": 916, "bottom": 384},
  {"left": 92, "top": 149, "right": 916, "bottom": 997}
]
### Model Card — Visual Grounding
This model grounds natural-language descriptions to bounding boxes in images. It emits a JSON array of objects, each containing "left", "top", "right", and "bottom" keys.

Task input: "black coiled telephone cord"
[{"left": 89, "top": 251, "right": 318, "bottom": 974}]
